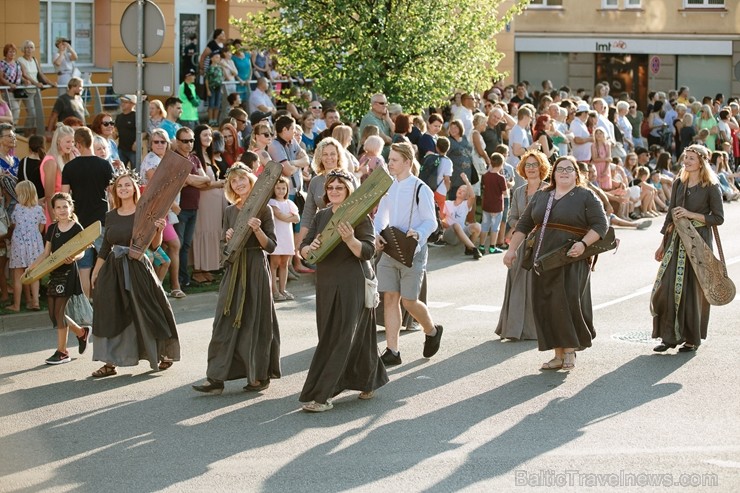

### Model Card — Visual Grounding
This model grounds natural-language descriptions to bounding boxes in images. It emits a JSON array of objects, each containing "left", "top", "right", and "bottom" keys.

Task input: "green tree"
[{"left": 233, "top": 0, "right": 528, "bottom": 121}]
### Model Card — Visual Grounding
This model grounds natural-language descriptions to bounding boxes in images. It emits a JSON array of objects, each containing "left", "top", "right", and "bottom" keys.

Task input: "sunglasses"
[
  {"left": 259, "top": 132, "right": 272, "bottom": 137},
  {"left": 102, "top": 121, "right": 115, "bottom": 127},
  {"left": 311, "top": 106, "right": 322, "bottom": 110},
  {"left": 178, "top": 138, "right": 195, "bottom": 144},
  {"left": 152, "top": 140, "right": 167, "bottom": 144},
  {"left": 373, "top": 101, "right": 387, "bottom": 105},
  {"left": 236, "top": 119, "right": 247, "bottom": 124},
  {"left": 326, "top": 185, "right": 346, "bottom": 192}
]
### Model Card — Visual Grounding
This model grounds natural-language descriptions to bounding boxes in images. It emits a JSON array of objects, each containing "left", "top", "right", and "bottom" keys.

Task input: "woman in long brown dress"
[
  {"left": 651, "top": 145, "right": 724, "bottom": 353},
  {"left": 298, "top": 170, "right": 388, "bottom": 412},
  {"left": 90, "top": 172, "right": 180, "bottom": 377},
  {"left": 495, "top": 150, "right": 549, "bottom": 341},
  {"left": 192, "top": 163, "right": 280, "bottom": 394},
  {"left": 503, "top": 156, "right": 608, "bottom": 371}
]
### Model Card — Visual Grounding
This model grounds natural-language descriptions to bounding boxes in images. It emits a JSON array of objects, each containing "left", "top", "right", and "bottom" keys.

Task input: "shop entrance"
[{"left": 595, "top": 53, "right": 648, "bottom": 109}]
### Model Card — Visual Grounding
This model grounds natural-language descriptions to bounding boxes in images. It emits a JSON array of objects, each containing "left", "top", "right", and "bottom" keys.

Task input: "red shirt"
[{"left": 482, "top": 170, "right": 506, "bottom": 213}]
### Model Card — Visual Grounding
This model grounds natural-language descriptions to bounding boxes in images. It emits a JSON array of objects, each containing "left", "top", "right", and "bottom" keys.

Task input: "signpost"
[{"left": 118, "top": 0, "right": 171, "bottom": 170}]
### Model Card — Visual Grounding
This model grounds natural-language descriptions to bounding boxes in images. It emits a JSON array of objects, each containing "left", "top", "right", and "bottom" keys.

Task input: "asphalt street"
[{"left": 1, "top": 204, "right": 740, "bottom": 492}]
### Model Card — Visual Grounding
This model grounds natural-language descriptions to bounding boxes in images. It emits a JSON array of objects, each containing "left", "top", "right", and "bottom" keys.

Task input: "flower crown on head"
[
  {"left": 684, "top": 144, "right": 709, "bottom": 161},
  {"left": 224, "top": 162, "right": 253, "bottom": 177},
  {"left": 326, "top": 169, "right": 351, "bottom": 180},
  {"left": 109, "top": 166, "right": 141, "bottom": 187}
]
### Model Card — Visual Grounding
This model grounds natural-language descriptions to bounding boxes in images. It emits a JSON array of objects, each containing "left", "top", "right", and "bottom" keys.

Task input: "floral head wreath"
[
  {"left": 109, "top": 167, "right": 141, "bottom": 187},
  {"left": 326, "top": 169, "right": 352, "bottom": 180},
  {"left": 684, "top": 144, "right": 710, "bottom": 162},
  {"left": 224, "top": 162, "right": 253, "bottom": 177}
]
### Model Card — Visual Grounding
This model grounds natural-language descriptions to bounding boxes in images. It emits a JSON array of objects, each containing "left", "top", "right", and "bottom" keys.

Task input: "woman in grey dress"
[
  {"left": 503, "top": 156, "right": 608, "bottom": 370},
  {"left": 651, "top": 145, "right": 724, "bottom": 353},
  {"left": 298, "top": 170, "right": 388, "bottom": 412},
  {"left": 495, "top": 150, "right": 549, "bottom": 341},
  {"left": 91, "top": 173, "right": 180, "bottom": 377},
  {"left": 446, "top": 119, "right": 474, "bottom": 199},
  {"left": 192, "top": 163, "right": 281, "bottom": 394}
]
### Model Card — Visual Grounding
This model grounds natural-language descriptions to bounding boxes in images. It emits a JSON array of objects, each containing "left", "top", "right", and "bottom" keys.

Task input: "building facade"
[{"left": 505, "top": 0, "right": 740, "bottom": 107}]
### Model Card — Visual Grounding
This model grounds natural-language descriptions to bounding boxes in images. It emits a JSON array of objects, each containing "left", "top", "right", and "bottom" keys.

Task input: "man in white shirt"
[
  {"left": 507, "top": 106, "right": 538, "bottom": 189},
  {"left": 374, "top": 142, "right": 443, "bottom": 366},
  {"left": 248, "top": 77, "right": 276, "bottom": 115},
  {"left": 592, "top": 98, "right": 615, "bottom": 143},
  {"left": 570, "top": 102, "right": 593, "bottom": 162},
  {"left": 452, "top": 93, "right": 475, "bottom": 137}
]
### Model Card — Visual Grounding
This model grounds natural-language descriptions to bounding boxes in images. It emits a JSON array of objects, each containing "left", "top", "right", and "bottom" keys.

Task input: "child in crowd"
[
  {"left": 635, "top": 166, "right": 665, "bottom": 217},
  {"left": 268, "top": 176, "right": 299, "bottom": 301},
  {"left": 357, "top": 135, "right": 386, "bottom": 183},
  {"left": 206, "top": 52, "right": 224, "bottom": 126},
  {"left": 479, "top": 152, "right": 507, "bottom": 255},
  {"left": 495, "top": 144, "right": 514, "bottom": 250},
  {"left": 442, "top": 172, "right": 482, "bottom": 260},
  {"left": 25, "top": 192, "right": 90, "bottom": 365},
  {"left": 7, "top": 181, "right": 45, "bottom": 312}
]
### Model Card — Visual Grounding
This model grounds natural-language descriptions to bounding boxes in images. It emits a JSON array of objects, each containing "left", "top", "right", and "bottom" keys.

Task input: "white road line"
[
  {"left": 458, "top": 304, "right": 501, "bottom": 313},
  {"left": 427, "top": 301, "right": 454, "bottom": 308}
]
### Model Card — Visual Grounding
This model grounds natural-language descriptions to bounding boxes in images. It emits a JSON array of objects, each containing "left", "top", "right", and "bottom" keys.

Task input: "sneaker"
[
  {"left": 489, "top": 247, "right": 503, "bottom": 254},
  {"left": 380, "top": 348, "right": 402, "bottom": 367},
  {"left": 472, "top": 248, "right": 482, "bottom": 260},
  {"left": 636, "top": 220, "right": 652, "bottom": 230},
  {"left": 45, "top": 350, "right": 71, "bottom": 365},
  {"left": 496, "top": 243, "right": 509, "bottom": 251},
  {"left": 423, "top": 325, "right": 444, "bottom": 358},
  {"left": 429, "top": 239, "right": 447, "bottom": 248},
  {"left": 77, "top": 326, "right": 91, "bottom": 355},
  {"left": 477, "top": 245, "right": 486, "bottom": 255}
]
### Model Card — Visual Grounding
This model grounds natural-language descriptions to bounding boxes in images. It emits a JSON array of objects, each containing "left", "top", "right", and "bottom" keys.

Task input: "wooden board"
[
  {"left": 129, "top": 150, "right": 193, "bottom": 260},
  {"left": 21, "top": 221, "right": 101, "bottom": 284},
  {"left": 306, "top": 166, "right": 393, "bottom": 264},
  {"left": 222, "top": 161, "right": 283, "bottom": 265}
]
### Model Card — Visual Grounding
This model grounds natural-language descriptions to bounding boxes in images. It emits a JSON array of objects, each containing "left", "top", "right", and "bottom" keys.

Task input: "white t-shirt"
[
  {"left": 444, "top": 200, "right": 470, "bottom": 227},
  {"left": 249, "top": 88, "right": 275, "bottom": 114},
  {"left": 436, "top": 156, "right": 453, "bottom": 195},
  {"left": 570, "top": 118, "right": 592, "bottom": 162},
  {"left": 507, "top": 124, "right": 529, "bottom": 167}
]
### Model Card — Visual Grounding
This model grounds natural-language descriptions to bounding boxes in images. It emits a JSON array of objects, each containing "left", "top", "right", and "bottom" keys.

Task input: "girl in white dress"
[{"left": 268, "top": 176, "right": 299, "bottom": 301}]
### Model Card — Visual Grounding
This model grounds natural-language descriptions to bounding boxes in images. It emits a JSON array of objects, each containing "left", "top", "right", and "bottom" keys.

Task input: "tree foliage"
[{"left": 233, "top": 0, "right": 528, "bottom": 121}]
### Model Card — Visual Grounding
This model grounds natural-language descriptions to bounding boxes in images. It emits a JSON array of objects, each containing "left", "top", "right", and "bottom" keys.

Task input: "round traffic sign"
[{"left": 120, "top": 0, "right": 166, "bottom": 58}]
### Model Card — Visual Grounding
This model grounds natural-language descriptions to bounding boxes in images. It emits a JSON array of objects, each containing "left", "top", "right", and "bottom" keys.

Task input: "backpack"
[
  {"left": 419, "top": 153, "right": 442, "bottom": 192},
  {"left": 414, "top": 183, "right": 444, "bottom": 243}
]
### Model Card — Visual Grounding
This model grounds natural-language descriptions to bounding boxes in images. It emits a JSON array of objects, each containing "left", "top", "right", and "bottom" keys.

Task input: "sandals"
[
  {"left": 158, "top": 360, "right": 174, "bottom": 370},
  {"left": 302, "top": 400, "right": 333, "bottom": 413},
  {"left": 562, "top": 351, "right": 577, "bottom": 370},
  {"left": 358, "top": 391, "right": 375, "bottom": 400},
  {"left": 92, "top": 364, "right": 117, "bottom": 378},
  {"left": 281, "top": 291, "right": 295, "bottom": 301},
  {"left": 170, "top": 289, "right": 187, "bottom": 299},
  {"left": 541, "top": 357, "right": 563, "bottom": 370}
]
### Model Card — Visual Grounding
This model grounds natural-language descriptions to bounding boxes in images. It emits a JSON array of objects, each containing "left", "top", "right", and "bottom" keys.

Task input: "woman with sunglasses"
[
  {"left": 90, "top": 113, "right": 123, "bottom": 170},
  {"left": 298, "top": 169, "right": 388, "bottom": 412},
  {"left": 192, "top": 163, "right": 280, "bottom": 394},
  {"left": 248, "top": 121, "right": 273, "bottom": 175},
  {"left": 503, "top": 155, "right": 608, "bottom": 370}
]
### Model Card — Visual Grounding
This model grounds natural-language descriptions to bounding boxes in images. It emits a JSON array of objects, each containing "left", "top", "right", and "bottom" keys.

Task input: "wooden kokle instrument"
[
  {"left": 306, "top": 166, "right": 393, "bottom": 264},
  {"left": 673, "top": 214, "right": 735, "bottom": 306},
  {"left": 129, "top": 150, "right": 192, "bottom": 260},
  {"left": 22, "top": 221, "right": 101, "bottom": 284},
  {"left": 222, "top": 161, "right": 283, "bottom": 265}
]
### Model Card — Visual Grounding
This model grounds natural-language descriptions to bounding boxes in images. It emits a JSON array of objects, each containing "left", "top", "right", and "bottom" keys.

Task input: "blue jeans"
[
  {"left": 174, "top": 208, "right": 198, "bottom": 286},
  {"left": 119, "top": 148, "right": 136, "bottom": 168}
]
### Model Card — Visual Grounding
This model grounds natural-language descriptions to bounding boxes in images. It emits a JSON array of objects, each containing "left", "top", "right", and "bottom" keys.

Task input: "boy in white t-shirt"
[{"left": 442, "top": 172, "right": 482, "bottom": 260}]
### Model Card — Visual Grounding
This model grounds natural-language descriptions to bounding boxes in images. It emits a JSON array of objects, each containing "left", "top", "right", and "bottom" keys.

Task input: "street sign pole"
[{"left": 135, "top": 0, "right": 145, "bottom": 171}]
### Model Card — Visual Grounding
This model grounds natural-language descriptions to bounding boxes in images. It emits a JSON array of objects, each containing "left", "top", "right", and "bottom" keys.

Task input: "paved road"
[{"left": 2, "top": 205, "right": 740, "bottom": 492}]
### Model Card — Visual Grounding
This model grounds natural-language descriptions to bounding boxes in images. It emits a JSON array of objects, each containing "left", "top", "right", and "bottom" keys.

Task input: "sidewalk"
[{"left": 0, "top": 291, "right": 220, "bottom": 334}]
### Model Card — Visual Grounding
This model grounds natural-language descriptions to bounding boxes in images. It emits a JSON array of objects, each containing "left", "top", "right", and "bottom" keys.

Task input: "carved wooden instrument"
[
  {"left": 532, "top": 227, "right": 618, "bottom": 274},
  {"left": 22, "top": 221, "right": 101, "bottom": 284},
  {"left": 222, "top": 161, "right": 283, "bottom": 265},
  {"left": 129, "top": 150, "right": 192, "bottom": 260},
  {"left": 673, "top": 214, "right": 735, "bottom": 306},
  {"left": 306, "top": 166, "right": 393, "bottom": 264}
]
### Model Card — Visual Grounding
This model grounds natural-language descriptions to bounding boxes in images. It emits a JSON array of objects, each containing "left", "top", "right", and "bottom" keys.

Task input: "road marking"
[
  {"left": 458, "top": 304, "right": 501, "bottom": 313},
  {"left": 427, "top": 301, "right": 454, "bottom": 308}
]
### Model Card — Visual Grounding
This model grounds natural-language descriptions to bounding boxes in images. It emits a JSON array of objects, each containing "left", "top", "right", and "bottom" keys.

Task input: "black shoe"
[
  {"left": 192, "top": 379, "right": 224, "bottom": 395},
  {"left": 653, "top": 343, "right": 676, "bottom": 353},
  {"left": 380, "top": 348, "right": 402, "bottom": 366},
  {"left": 472, "top": 248, "right": 482, "bottom": 260},
  {"left": 77, "top": 326, "right": 91, "bottom": 355},
  {"left": 243, "top": 379, "right": 270, "bottom": 392},
  {"left": 45, "top": 350, "right": 71, "bottom": 365},
  {"left": 678, "top": 344, "right": 697, "bottom": 353},
  {"left": 429, "top": 239, "right": 447, "bottom": 248},
  {"left": 496, "top": 243, "right": 509, "bottom": 251},
  {"left": 464, "top": 247, "right": 475, "bottom": 256},
  {"left": 423, "top": 325, "right": 444, "bottom": 358}
]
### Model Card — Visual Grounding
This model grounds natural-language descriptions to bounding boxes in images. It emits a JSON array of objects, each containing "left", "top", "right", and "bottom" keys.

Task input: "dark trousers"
[{"left": 174, "top": 208, "right": 198, "bottom": 286}]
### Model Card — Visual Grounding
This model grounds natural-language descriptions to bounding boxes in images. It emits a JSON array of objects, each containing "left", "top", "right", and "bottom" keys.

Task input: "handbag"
[
  {"left": 65, "top": 293, "right": 93, "bottom": 326},
  {"left": 469, "top": 162, "right": 479, "bottom": 185},
  {"left": 380, "top": 184, "right": 420, "bottom": 268},
  {"left": 521, "top": 191, "right": 555, "bottom": 271},
  {"left": 12, "top": 88, "right": 28, "bottom": 99},
  {"left": 359, "top": 259, "right": 379, "bottom": 309}
]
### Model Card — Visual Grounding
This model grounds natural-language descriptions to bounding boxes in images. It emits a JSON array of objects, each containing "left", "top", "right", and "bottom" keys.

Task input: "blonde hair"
[
  {"left": 390, "top": 141, "right": 419, "bottom": 176},
  {"left": 93, "top": 135, "right": 109, "bottom": 160},
  {"left": 331, "top": 125, "right": 353, "bottom": 148},
  {"left": 48, "top": 124, "right": 76, "bottom": 172},
  {"left": 250, "top": 122, "right": 272, "bottom": 149},
  {"left": 15, "top": 180, "right": 38, "bottom": 207},
  {"left": 224, "top": 164, "right": 257, "bottom": 204},
  {"left": 311, "top": 137, "right": 347, "bottom": 175},
  {"left": 679, "top": 145, "right": 719, "bottom": 187},
  {"left": 473, "top": 113, "right": 487, "bottom": 129}
]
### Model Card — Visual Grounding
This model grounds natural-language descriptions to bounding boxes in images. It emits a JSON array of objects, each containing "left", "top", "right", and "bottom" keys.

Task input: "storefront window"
[{"left": 39, "top": 0, "right": 94, "bottom": 66}]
